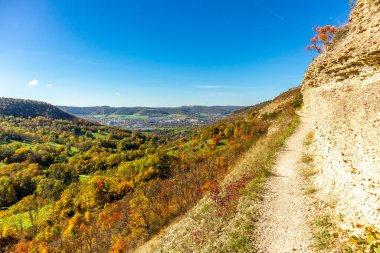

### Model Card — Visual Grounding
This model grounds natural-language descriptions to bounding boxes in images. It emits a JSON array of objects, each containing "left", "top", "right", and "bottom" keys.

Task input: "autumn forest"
[{"left": 0, "top": 89, "right": 302, "bottom": 252}]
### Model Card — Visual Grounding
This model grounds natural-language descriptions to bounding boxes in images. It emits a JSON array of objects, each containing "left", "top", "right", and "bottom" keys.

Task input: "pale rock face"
[{"left": 302, "top": 0, "right": 380, "bottom": 229}]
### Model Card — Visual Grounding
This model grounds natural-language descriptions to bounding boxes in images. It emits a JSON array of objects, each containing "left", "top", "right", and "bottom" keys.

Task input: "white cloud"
[
  {"left": 116, "top": 93, "right": 120, "bottom": 96},
  {"left": 46, "top": 84, "right": 53, "bottom": 88},
  {"left": 28, "top": 79, "right": 39, "bottom": 87}
]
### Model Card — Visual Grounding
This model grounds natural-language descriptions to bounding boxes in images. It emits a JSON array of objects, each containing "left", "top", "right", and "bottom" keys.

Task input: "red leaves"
[
  {"left": 94, "top": 179, "right": 105, "bottom": 192},
  {"left": 192, "top": 230, "right": 205, "bottom": 245},
  {"left": 306, "top": 25, "right": 341, "bottom": 54},
  {"left": 212, "top": 136, "right": 220, "bottom": 146},
  {"left": 14, "top": 241, "right": 32, "bottom": 253},
  {"left": 109, "top": 211, "right": 123, "bottom": 224},
  {"left": 209, "top": 174, "right": 250, "bottom": 218},
  {"left": 209, "top": 182, "right": 222, "bottom": 205},
  {"left": 318, "top": 33, "right": 329, "bottom": 41}
]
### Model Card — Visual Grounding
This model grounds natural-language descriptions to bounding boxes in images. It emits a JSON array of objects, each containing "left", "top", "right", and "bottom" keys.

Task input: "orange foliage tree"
[{"left": 306, "top": 25, "right": 340, "bottom": 54}]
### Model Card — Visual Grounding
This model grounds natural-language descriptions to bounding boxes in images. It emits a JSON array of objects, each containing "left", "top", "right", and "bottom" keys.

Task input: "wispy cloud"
[
  {"left": 116, "top": 93, "right": 120, "bottom": 96},
  {"left": 267, "top": 8, "right": 285, "bottom": 21},
  {"left": 195, "top": 85, "right": 228, "bottom": 89},
  {"left": 209, "top": 92, "right": 242, "bottom": 97},
  {"left": 46, "top": 84, "right": 53, "bottom": 88},
  {"left": 28, "top": 79, "right": 39, "bottom": 87}
]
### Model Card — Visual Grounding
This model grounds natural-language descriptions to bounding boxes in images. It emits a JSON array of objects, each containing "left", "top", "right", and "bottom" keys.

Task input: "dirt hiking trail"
[{"left": 254, "top": 113, "right": 314, "bottom": 253}]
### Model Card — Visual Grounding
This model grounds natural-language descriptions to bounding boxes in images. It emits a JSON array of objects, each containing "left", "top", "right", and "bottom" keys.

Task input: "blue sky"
[{"left": 0, "top": 0, "right": 350, "bottom": 107}]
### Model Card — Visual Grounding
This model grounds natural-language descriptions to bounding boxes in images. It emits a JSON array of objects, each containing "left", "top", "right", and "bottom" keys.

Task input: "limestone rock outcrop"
[{"left": 302, "top": 0, "right": 380, "bottom": 229}]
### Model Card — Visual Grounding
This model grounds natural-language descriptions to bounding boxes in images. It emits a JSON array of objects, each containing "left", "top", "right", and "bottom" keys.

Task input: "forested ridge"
[
  {"left": 0, "top": 88, "right": 302, "bottom": 252},
  {"left": 0, "top": 98, "right": 74, "bottom": 120}
]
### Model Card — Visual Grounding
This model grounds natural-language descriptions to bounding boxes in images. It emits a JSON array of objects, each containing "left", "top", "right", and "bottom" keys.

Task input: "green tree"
[
  {"left": 0, "top": 176, "right": 17, "bottom": 207},
  {"left": 155, "top": 153, "right": 177, "bottom": 179},
  {"left": 36, "top": 178, "right": 65, "bottom": 201}
]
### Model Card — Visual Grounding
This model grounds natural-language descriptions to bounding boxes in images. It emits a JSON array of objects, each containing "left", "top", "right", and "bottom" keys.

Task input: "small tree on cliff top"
[{"left": 306, "top": 25, "right": 340, "bottom": 54}]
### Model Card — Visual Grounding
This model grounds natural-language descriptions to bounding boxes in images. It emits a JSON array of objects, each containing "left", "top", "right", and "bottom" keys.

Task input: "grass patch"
[
  {"left": 12, "top": 140, "right": 32, "bottom": 147},
  {"left": 48, "top": 142, "right": 63, "bottom": 147},
  {"left": 310, "top": 210, "right": 338, "bottom": 251},
  {"left": 315, "top": 229, "right": 333, "bottom": 250},
  {"left": 300, "top": 166, "right": 317, "bottom": 178},
  {"left": 109, "top": 114, "right": 149, "bottom": 119},
  {"left": 71, "top": 146, "right": 79, "bottom": 153},
  {"left": 304, "top": 131, "right": 314, "bottom": 146},
  {"left": 301, "top": 153, "right": 313, "bottom": 164},
  {"left": 314, "top": 215, "right": 331, "bottom": 227},
  {"left": 304, "top": 186, "right": 317, "bottom": 195},
  {"left": 313, "top": 215, "right": 334, "bottom": 250},
  {"left": 92, "top": 132, "right": 106, "bottom": 139},
  {"left": 79, "top": 175, "right": 91, "bottom": 182},
  {"left": 218, "top": 139, "right": 228, "bottom": 145},
  {"left": 261, "top": 111, "right": 281, "bottom": 121},
  {"left": 242, "top": 174, "right": 267, "bottom": 199},
  {"left": 225, "top": 232, "right": 252, "bottom": 253},
  {"left": 2, "top": 204, "right": 51, "bottom": 231}
]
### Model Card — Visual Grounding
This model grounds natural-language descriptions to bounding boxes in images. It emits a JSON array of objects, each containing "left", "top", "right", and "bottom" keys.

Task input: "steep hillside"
[
  {"left": 135, "top": 88, "right": 302, "bottom": 252},
  {"left": 302, "top": 0, "right": 380, "bottom": 237},
  {"left": 0, "top": 97, "right": 74, "bottom": 120}
]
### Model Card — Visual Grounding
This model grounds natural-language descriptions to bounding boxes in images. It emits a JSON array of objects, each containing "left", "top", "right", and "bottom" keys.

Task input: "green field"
[
  {"left": 48, "top": 142, "right": 63, "bottom": 147},
  {"left": 92, "top": 114, "right": 149, "bottom": 119},
  {"left": 1, "top": 204, "right": 51, "bottom": 230},
  {"left": 112, "top": 114, "right": 149, "bottom": 119},
  {"left": 79, "top": 175, "right": 91, "bottom": 182},
  {"left": 92, "top": 132, "right": 106, "bottom": 139}
]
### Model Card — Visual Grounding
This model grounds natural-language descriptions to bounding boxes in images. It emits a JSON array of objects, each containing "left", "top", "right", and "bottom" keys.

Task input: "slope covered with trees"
[
  {"left": 0, "top": 88, "right": 302, "bottom": 252},
  {"left": 0, "top": 98, "right": 74, "bottom": 120}
]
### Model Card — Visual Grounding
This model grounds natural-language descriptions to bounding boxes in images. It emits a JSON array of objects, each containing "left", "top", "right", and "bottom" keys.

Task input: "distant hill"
[
  {"left": 59, "top": 105, "right": 244, "bottom": 117},
  {"left": 0, "top": 97, "right": 75, "bottom": 120}
]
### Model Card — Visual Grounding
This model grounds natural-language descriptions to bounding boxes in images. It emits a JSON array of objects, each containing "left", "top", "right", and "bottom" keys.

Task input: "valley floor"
[{"left": 254, "top": 113, "right": 314, "bottom": 252}]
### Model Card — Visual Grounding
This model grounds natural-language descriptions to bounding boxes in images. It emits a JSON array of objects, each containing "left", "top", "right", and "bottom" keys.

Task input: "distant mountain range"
[
  {"left": 58, "top": 105, "right": 245, "bottom": 117},
  {"left": 0, "top": 98, "right": 245, "bottom": 129}
]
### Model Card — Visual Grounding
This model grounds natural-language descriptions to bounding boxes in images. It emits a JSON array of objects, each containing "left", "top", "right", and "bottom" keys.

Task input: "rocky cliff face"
[{"left": 302, "top": 0, "right": 380, "bottom": 229}]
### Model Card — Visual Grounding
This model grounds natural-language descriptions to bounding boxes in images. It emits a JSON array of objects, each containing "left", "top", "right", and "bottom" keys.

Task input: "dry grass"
[
  {"left": 304, "top": 131, "right": 315, "bottom": 146},
  {"left": 300, "top": 166, "right": 318, "bottom": 178},
  {"left": 304, "top": 186, "right": 318, "bottom": 195},
  {"left": 302, "top": 153, "right": 314, "bottom": 164}
]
